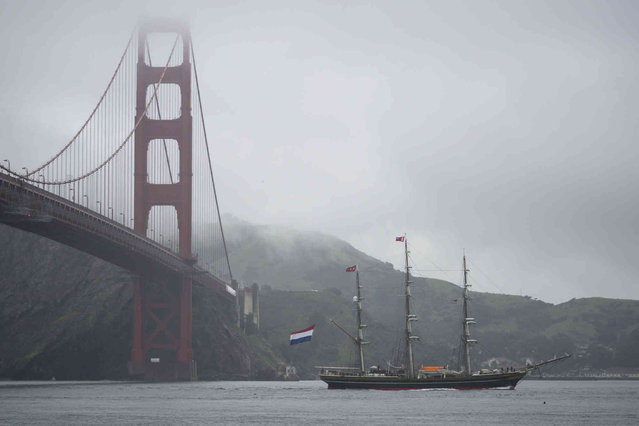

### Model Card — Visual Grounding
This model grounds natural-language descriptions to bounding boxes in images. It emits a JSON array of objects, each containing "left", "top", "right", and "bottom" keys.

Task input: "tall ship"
[{"left": 319, "top": 236, "right": 570, "bottom": 390}]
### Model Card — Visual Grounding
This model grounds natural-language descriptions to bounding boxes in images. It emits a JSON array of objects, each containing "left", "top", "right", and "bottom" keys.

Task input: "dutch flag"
[{"left": 290, "top": 325, "right": 315, "bottom": 345}]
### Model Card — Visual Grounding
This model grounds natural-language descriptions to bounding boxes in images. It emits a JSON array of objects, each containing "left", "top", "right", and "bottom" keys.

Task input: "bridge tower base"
[{"left": 128, "top": 276, "right": 197, "bottom": 381}]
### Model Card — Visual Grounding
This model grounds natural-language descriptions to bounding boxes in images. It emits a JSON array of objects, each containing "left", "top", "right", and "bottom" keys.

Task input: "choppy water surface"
[{"left": 1, "top": 379, "right": 638, "bottom": 425}]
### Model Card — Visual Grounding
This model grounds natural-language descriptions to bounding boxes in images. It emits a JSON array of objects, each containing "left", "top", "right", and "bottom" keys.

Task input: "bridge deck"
[{"left": 0, "top": 173, "right": 235, "bottom": 298}]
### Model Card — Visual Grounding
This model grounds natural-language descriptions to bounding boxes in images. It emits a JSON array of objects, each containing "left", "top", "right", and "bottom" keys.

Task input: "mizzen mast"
[
  {"left": 462, "top": 253, "right": 477, "bottom": 375},
  {"left": 401, "top": 235, "right": 418, "bottom": 378}
]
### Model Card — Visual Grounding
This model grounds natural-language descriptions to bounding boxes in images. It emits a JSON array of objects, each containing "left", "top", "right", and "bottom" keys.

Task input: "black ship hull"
[{"left": 320, "top": 372, "right": 526, "bottom": 390}]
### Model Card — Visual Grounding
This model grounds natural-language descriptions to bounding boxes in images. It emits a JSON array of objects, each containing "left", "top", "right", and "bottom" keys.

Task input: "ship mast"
[
  {"left": 462, "top": 253, "right": 477, "bottom": 375},
  {"left": 355, "top": 269, "right": 366, "bottom": 374},
  {"left": 403, "top": 236, "right": 418, "bottom": 378},
  {"left": 330, "top": 266, "right": 367, "bottom": 375}
]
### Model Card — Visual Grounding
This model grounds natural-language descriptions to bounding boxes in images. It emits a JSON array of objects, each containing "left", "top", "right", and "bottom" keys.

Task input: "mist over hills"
[{"left": 225, "top": 216, "right": 388, "bottom": 292}]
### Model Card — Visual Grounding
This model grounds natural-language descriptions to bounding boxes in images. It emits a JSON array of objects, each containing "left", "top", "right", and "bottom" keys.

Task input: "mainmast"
[
  {"left": 462, "top": 254, "right": 477, "bottom": 375},
  {"left": 355, "top": 269, "right": 366, "bottom": 374},
  {"left": 403, "top": 236, "right": 418, "bottom": 378}
]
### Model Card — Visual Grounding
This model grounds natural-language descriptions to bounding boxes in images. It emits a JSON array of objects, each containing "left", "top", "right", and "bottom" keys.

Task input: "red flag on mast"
[
  {"left": 395, "top": 236, "right": 405, "bottom": 242},
  {"left": 345, "top": 265, "right": 357, "bottom": 272}
]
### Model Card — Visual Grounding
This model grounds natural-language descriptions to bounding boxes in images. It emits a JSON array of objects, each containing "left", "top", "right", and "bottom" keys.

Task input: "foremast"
[
  {"left": 402, "top": 235, "right": 418, "bottom": 378},
  {"left": 462, "top": 254, "right": 477, "bottom": 375},
  {"left": 330, "top": 265, "right": 367, "bottom": 375}
]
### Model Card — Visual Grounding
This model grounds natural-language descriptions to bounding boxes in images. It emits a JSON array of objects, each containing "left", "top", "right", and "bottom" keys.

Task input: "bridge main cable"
[
  {"left": 25, "top": 29, "right": 135, "bottom": 179},
  {"left": 0, "top": 33, "right": 181, "bottom": 186},
  {"left": 191, "top": 41, "right": 234, "bottom": 285}
]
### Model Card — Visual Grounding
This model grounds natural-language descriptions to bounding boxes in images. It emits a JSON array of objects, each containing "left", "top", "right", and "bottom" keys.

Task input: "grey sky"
[{"left": 1, "top": 0, "right": 638, "bottom": 303}]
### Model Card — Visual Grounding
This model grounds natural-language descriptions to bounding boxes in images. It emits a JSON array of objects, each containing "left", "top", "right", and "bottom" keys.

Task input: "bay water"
[{"left": 1, "top": 379, "right": 637, "bottom": 425}]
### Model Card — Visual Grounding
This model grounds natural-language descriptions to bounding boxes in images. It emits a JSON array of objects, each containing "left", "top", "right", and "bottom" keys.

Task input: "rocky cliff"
[{"left": 0, "top": 224, "right": 279, "bottom": 380}]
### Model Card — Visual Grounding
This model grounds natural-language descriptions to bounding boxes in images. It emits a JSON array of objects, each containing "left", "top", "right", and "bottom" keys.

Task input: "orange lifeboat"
[{"left": 420, "top": 366, "right": 445, "bottom": 372}]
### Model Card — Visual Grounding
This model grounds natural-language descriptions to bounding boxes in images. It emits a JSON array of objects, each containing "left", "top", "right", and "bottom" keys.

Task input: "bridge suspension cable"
[
  {"left": 24, "top": 29, "right": 136, "bottom": 179},
  {"left": 0, "top": 33, "right": 180, "bottom": 187},
  {"left": 191, "top": 41, "right": 233, "bottom": 285}
]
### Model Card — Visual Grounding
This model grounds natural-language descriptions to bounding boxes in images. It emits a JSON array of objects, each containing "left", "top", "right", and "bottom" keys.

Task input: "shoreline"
[{"left": 524, "top": 376, "right": 639, "bottom": 381}]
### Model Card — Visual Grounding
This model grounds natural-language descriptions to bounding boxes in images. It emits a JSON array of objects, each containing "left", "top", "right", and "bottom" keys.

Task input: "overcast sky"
[{"left": 1, "top": 0, "right": 638, "bottom": 304}]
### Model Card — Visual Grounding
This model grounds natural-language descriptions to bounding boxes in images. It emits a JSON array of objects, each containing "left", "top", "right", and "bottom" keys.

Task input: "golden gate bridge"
[{"left": 0, "top": 20, "right": 235, "bottom": 381}]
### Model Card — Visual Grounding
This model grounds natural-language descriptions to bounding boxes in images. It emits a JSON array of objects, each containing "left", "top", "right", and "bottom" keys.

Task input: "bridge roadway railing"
[{"left": 0, "top": 172, "right": 235, "bottom": 298}]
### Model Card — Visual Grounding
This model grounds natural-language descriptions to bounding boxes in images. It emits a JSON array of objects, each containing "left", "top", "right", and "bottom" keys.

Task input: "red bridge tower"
[{"left": 128, "top": 21, "right": 196, "bottom": 381}]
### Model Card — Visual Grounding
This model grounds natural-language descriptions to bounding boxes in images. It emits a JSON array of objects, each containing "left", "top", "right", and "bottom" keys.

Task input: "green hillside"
[{"left": 225, "top": 217, "right": 639, "bottom": 378}]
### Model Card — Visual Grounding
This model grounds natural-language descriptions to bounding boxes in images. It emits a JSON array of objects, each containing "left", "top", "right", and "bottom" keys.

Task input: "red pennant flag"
[
  {"left": 345, "top": 265, "right": 357, "bottom": 272},
  {"left": 395, "top": 236, "right": 405, "bottom": 242}
]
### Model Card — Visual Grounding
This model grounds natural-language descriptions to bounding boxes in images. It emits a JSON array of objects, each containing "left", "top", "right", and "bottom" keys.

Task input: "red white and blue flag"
[
  {"left": 396, "top": 236, "right": 405, "bottom": 242},
  {"left": 290, "top": 325, "right": 315, "bottom": 345},
  {"left": 345, "top": 265, "right": 357, "bottom": 272}
]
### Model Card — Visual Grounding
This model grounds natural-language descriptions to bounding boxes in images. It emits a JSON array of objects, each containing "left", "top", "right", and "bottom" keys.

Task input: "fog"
[{"left": 1, "top": 0, "right": 638, "bottom": 303}]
